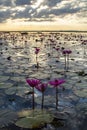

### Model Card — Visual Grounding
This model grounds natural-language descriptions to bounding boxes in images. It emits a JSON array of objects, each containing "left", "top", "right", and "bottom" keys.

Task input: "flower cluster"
[
  {"left": 26, "top": 78, "right": 65, "bottom": 110},
  {"left": 62, "top": 49, "right": 72, "bottom": 55}
]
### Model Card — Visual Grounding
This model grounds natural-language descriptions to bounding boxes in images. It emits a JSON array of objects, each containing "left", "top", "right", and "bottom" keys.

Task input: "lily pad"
[
  {"left": 0, "top": 83, "right": 13, "bottom": 89},
  {"left": 16, "top": 109, "right": 54, "bottom": 129},
  {"left": 11, "top": 76, "right": 25, "bottom": 82},
  {"left": 73, "top": 82, "right": 87, "bottom": 91},
  {"left": 0, "top": 76, "right": 9, "bottom": 82},
  {"left": 5, "top": 86, "right": 31, "bottom": 95},
  {"left": 74, "top": 89, "right": 87, "bottom": 98},
  {"left": 0, "top": 109, "right": 18, "bottom": 128},
  {"left": 30, "top": 72, "right": 50, "bottom": 80}
]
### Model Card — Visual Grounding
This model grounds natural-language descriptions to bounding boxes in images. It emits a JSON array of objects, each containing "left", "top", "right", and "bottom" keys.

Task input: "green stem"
[
  {"left": 32, "top": 87, "right": 35, "bottom": 109},
  {"left": 56, "top": 87, "right": 58, "bottom": 110},
  {"left": 36, "top": 54, "right": 39, "bottom": 68},
  {"left": 36, "top": 54, "right": 37, "bottom": 63},
  {"left": 41, "top": 92, "right": 44, "bottom": 109},
  {"left": 65, "top": 55, "right": 67, "bottom": 71},
  {"left": 67, "top": 54, "right": 69, "bottom": 70}
]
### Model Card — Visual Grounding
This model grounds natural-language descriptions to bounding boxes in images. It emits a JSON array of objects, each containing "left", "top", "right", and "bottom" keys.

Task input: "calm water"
[{"left": 0, "top": 31, "right": 87, "bottom": 130}]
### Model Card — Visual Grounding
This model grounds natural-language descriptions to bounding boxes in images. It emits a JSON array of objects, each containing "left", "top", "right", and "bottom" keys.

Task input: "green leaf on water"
[{"left": 16, "top": 109, "right": 54, "bottom": 129}]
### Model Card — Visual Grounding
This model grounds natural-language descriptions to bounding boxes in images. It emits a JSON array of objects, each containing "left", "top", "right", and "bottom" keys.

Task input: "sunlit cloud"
[
  {"left": 0, "top": 0, "right": 87, "bottom": 30},
  {"left": 31, "top": 0, "right": 44, "bottom": 9}
]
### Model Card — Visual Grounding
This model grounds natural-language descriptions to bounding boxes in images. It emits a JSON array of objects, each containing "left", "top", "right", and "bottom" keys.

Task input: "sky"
[{"left": 0, "top": 0, "right": 87, "bottom": 31}]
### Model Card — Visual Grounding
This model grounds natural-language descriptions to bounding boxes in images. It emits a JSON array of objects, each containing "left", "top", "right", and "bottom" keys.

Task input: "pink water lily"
[
  {"left": 62, "top": 50, "right": 67, "bottom": 55},
  {"left": 35, "top": 83, "right": 47, "bottom": 109},
  {"left": 49, "top": 79, "right": 65, "bottom": 87},
  {"left": 35, "top": 83, "right": 47, "bottom": 92},
  {"left": 67, "top": 50, "right": 72, "bottom": 54},
  {"left": 35, "top": 47, "right": 40, "bottom": 54},
  {"left": 49, "top": 79, "right": 65, "bottom": 110},
  {"left": 26, "top": 78, "right": 40, "bottom": 88},
  {"left": 62, "top": 49, "right": 72, "bottom": 55},
  {"left": 55, "top": 47, "right": 60, "bottom": 51},
  {"left": 26, "top": 78, "right": 40, "bottom": 109}
]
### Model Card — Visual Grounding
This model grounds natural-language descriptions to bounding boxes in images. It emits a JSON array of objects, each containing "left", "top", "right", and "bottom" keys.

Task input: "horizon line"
[{"left": 0, "top": 30, "right": 87, "bottom": 32}]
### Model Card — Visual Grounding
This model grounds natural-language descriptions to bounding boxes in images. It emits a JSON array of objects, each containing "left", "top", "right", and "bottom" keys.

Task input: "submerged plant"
[
  {"left": 26, "top": 78, "right": 40, "bottom": 109},
  {"left": 35, "top": 83, "right": 47, "bottom": 109},
  {"left": 49, "top": 79, "right": 65, "bottom": 110}
]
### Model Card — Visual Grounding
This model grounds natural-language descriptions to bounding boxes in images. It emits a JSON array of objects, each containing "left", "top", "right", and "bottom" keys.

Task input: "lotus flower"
[
  {"left": 62, "top": 50, "right": 67, "bottom": 55},
  {"left": 35, "top": 83, "right": 47, "bottom": 92},
  {"left": 66, "top": 50, "right": 72, "bottom": 54},
  {"left": 49, "top": 79, "right": 65, "bottom": 87},
  {"left": 62, "top": 49, "right": 72, "bottom": 55},
  {"left": 49, "top": 79, "right": 65, "bottom": 110},
  {"left": 26, "top": 79, "right": 40, "bottom": 88},
  {"left": 55, "top": 47, "right": 60, "bottom": 51},
  {"left": 26, "top": 78, "right": 40, "bottom": 109},
  {"left": 35, "top": 48, "right": 40, "bottom": 54},
  {"left": 35, "top": 83, "right": 47, "bottom": 109}
]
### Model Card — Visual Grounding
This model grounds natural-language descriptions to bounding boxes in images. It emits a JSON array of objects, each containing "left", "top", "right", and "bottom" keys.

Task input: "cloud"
[
  {"left": 12, "top": 6, "right": 36, "bottom": 20},
  {"left": 0, "top": 9, "right": 11, "bottom": 22},
  {"left": 15, "top": 0, "right": 31, "bottom": 6},
  {"left": 43, "top": 0, "right": 61, "bottom": 7},
  {"left": 0, "top": 0, "right": 15, "bottom": 6},
  {"left": 0, "top": 0, "right": 87, "bottom": 24}
]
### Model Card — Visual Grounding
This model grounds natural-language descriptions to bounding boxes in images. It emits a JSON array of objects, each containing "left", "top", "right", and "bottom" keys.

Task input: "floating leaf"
[
  {"left": 74, "top": 89, "right": 87, "bottom": 98},
  {"left": 16, "top": 109, "right": 54, "bottom": 129},
  {"left": 11, "top": 76, "right": 25, "bottom": 82},
  {"left": 5, "top": 86, "right": 31, "bottom": 95},
  {"left": 0, "top": 76, "right": 9, "bottom": 82},
  {"left": 76, "top": 70, "right": 86, "bottom": 76},
  {"left": 0, "top": 83, "right": 13, "bottom": 89}
]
